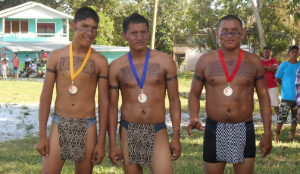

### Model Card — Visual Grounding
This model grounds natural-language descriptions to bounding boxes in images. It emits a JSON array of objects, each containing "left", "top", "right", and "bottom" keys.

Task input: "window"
[
  {"left": 21, "top": 21, "right": 28, "bottom": 33},
  {"left": 4, "top": 20, "right": 28, "bottom": 33},
  {"left": 12, "top": 21, "right": 19, "bottom": 33},
  {"left": 37, "top": 23, "right": 55, "bottom": 37},
  {"left": 4, "top": 21, "right": 10, "bottom": 33}
]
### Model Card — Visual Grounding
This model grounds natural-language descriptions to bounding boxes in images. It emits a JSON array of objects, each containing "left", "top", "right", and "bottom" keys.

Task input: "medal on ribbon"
[
  {"left": 128, "top": 48, "right": 150, "bottom": 103},
  {"left": 218, "top": 48, "right": 242, "bottom": 96},
  {"left": 69, "top": 42, "right": 91, "bottom": 94}
]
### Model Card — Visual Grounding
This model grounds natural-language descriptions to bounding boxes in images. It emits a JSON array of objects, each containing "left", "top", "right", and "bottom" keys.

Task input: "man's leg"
[
  {"left": 204, "top": 162, "right": 226, "bottom": 174},
  {"left": 150, "top": 129, "right": 173, "bottom": 174},
  {"left": 42, "top": 122, "right": 65, "bottom": 174},
  {"left": 120, "top": 127, "right": 143, "bottom": 174},
  {"left": 74, "top": 123, "right": 97, "bottom": 174},
  {"left": 275, "top": 100, "right": 291, "bottom": 142},
  {"left": 274, "top": 106, "right": 279, "bottom": 119},
  {"left": 289, "top": 105, "right": 298, "bottom": 140},
  {"left": 6, "top": 69, "right": 9, "bottom": 78},
  {"left": 233, "top": 158, "right": 255, "bottom": 174}
]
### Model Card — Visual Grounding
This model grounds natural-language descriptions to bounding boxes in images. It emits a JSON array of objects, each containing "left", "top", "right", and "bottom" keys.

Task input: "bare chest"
[
  {"left": 119, "top": 63, "right": 164, "bottom": 88},
  {"left": 205, "top": 60, "right": 256, "bottom": 85},
  {"left": 57, "top": 56, "right": 98, "bottom": 82}
]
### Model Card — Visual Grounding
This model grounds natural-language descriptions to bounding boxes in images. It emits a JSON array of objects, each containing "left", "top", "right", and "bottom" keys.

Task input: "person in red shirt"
[
  {"left": 262, "top": 46, "right": 279, "bottom": 119},
  {"left": 40, "top": 50, "right": 48, "bottom": 64}
]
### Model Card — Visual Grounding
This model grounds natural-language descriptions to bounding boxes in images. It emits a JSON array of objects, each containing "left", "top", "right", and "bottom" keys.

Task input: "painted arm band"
[
  {"left": 46, "top": 68, "right": 56, "bottom": 74},
  {"left": 109, "top": 85, "right": 119, "bottom": 89},
  {"left": 166, "top": 75, "right": 178, "bottom": 81},
  {"left": 98, "top": 76, "right": 108, "bottom": 80},
  {"left": 194, "top": 74, "right": 205, "bottom": 82},
  {"left": 255, "top": 75, "right": 265, "bottom": 81}
]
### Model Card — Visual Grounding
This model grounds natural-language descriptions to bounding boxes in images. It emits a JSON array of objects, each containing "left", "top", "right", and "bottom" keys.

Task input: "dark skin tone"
[
  {"left": 277, "top": 48, "right": 300, "bottom": 138},
  {"left": 108, "top": 22, "right": 181, "bottom": 174},
  {"left": 188, "top": 19, "right": 272, "bottom": 174},
  {"left": 262, "top": 48, "right": 279, "bottom": 117},
  {"left": 263, "top": 49, "right": 278, "bottom": 73},
  {"left": 35, "top": 18, "right": 108, "bottom": 174}
]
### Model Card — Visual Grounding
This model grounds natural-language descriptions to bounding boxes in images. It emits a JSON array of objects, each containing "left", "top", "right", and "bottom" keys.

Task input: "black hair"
[
  {"left": 219, "top": 15, "right": 243, "bottom": 29},
  {"left": 41, "top": 50, "right": 44, "bottom": 52},
  {"left": 74, "top": 7, "right": 99, "bottom": 24},
  {"left": 123, "top": 13, "right": 149, "bottom": 33},
  {"left": 26, "top": 55, "right": 29, "bottom": 56},
  {"left": 263, "top": 46, "right": 271, "bottom": 51}
]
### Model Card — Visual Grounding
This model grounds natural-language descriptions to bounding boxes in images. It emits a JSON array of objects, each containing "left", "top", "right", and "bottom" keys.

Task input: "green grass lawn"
[
  {"left": 1, "top": 126, "right": 300, "bottom": 174},
  {"left": 1, "top": 75, "right": 298, "bottom": 173}
]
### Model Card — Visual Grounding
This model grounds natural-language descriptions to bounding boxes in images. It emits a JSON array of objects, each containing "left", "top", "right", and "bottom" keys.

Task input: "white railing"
[
  {"left": 37, "top": 33, "right": 68, "bottom": 37},
  {"left": 0, "top": 33, "right": 68, "bottom": 38}
]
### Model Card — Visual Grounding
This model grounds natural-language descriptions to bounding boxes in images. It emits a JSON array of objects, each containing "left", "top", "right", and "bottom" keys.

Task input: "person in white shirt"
[
  {"left": 26, "top": 61, "right": 37, "bottom": 76},
  {"left": 25, "top": 55, "right": 32, "bottom": 68},
  {"left": 1, "top": 54, "right": 9, "bottom": 78},
  {"left": 1, "top": 59, "right": 8, "bottom": 78}
]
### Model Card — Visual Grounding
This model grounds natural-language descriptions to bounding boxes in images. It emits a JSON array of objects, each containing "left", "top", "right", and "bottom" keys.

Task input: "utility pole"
[{"left": 150, "top": 0, "right": 158, "bottom": 49}]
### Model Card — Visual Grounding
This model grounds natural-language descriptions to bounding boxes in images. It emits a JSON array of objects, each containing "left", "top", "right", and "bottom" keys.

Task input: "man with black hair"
[
  {"left": 36, "top": 7, "right": 108, "bottom": 174},
  {"left": 39, "top": 50, "right": 48, "bottom": 64},
  {"left": 24, "top": 55, "right": 31, "bottom": 68},
  {"left": 262, "top": 46, "right": 279, "bottom": 119},
  {"left": 187, "top": 15, "right": 272, "bottom": 174},
  {"left": 108, "top": 13, "right": 181, "bottom": 174},
  {"left": 275, "top": 45, "right": 300, "bottom": 142}
]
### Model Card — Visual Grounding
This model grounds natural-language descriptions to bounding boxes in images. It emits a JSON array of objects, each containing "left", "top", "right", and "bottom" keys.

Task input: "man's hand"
[
  {"left": 91, "top": 142, "right": 105, "bottom": 165},
  {"left": 187, "top": 120, "right": 205, "bottom": 137},
  {"left": 36, "top": 137, "right": 50, "bottom": 157},
  {"left": 109, "top": 145, "right": 123, "bottom": 166},
  {"left": 258, "top": 135, "right": 272, "bottom": 158},
  {"left": 170, "top": 139, "right": 181, "bottom": 161}
]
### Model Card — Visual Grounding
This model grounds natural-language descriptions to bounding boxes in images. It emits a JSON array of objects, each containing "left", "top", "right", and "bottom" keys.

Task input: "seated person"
[
  {"left": 24, "top": 55, "right": 31, "bottom": 68},
  {"left": 37, "top": 64, "right": 46, "bottom": 78},
  {"left": 39, "top": 50, "right": 48, "bottom": 64},
  {"left": 26, "top": 61, "right": 37, "bottom": 76}
]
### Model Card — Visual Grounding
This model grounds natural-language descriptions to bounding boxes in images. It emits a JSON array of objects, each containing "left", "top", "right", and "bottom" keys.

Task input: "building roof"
[
  {"left": 0, "top": 1, "right": 73, "bottom": 19},
  {"left": 0, "top": 41, "right": 129, "bottom": 52}
]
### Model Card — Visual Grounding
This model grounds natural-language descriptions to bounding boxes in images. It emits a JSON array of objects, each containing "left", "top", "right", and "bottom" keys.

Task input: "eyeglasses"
[{"left": 219, "top": 32, "right": 242, "bottom": 37}]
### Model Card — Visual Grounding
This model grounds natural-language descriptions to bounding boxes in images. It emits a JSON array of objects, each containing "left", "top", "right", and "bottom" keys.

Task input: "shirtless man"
[
  {"left": 187, "top": 15, "right": 272, "bottom": 174},
  {"left": 108, "top": 13, "right": 181, "bottom": 174},
  {"left": 35, "top": 7, "right": 108, "bottom": 174}
]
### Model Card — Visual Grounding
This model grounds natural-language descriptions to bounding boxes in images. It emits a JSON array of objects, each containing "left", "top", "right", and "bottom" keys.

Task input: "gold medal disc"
[
  {"left": 224, "top": 87, "right": 233, "bottom": 96},
  {"left": 69, "top": 85, "right": 78, "bottom": 94},
  {"left": 138, "top": 93, "right": 147, "bottom": 103}
]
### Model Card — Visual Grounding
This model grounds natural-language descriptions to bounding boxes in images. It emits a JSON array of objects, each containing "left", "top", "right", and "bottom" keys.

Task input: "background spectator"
[
  {"left": 26, "top": 61, "right": 37, "bottom": 76},
  {"left": 261, "top": 46, "right": 280, "bottom": 119},
  {"left": 1, "top": 54, "right": 9, "bottom": 78},
  {"left": 24, "top": 55, "right": 31, "bottom": 68},
  {"left": 274, "top": 45, "right": 300, "bottom": 142},
  {"left": 12, "top": 53, "right": 19, "bottom": 79},
  {"left": 39, "top": 50, "right": 48, "bottom": 64}
]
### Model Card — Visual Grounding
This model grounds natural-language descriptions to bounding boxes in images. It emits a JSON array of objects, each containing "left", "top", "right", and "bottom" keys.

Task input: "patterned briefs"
[
  {"left": 120, "top": 120, "right": 166, "bottom": 167},
  {"left": 52, "top": 114, "right": 96, "bottom": 162},
  {"left": 203, "top": 118, "right": 256, "bottom": 164}
]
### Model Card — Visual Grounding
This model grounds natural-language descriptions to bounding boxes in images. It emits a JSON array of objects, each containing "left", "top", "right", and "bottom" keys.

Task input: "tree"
[{"left": 251, "top": 0, "right": 266, "bottom": 49}]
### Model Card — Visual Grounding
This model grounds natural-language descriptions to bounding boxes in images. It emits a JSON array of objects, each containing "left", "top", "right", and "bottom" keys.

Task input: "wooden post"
[{"left": 150, "top": 0, "right": 158, "bottom": 49}]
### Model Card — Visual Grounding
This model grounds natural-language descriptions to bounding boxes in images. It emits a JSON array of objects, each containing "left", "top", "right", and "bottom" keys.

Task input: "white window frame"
[{"left": 36, "top": 22, "right": 56, "bottom": 37}]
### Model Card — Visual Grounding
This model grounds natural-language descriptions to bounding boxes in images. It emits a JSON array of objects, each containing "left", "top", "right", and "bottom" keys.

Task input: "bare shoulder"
[
  {"left": 196, "top": 50, "right": 218, "bottom": 66},
  {"left": 243, "top": 51, "right": 261, "bottom": 64},
  {"left": 151, "top": 49, "right": 173, "bottom": 61},
  {"left": 109, "top": 53, "right": 128, "bottom": 71}
]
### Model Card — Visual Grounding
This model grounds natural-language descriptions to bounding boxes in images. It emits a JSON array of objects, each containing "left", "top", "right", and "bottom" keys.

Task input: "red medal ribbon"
[{"left": 218, "top": 49, "right": 243, "bottom": 82}]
